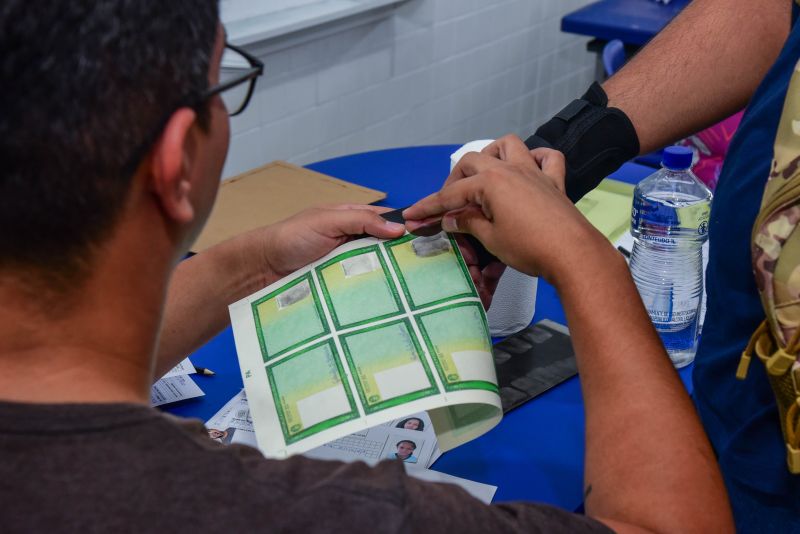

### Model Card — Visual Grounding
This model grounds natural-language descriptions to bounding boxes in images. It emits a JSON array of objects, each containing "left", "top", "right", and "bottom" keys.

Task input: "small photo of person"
[
  {"left": 387, "top": 439, "right": 418, "bottom": 463},
  {"left": 396, "top": 417, "right": 425, "bottom": 432},
  {"left": 207, "top": 427, "right": 235, "bottom": 445}
]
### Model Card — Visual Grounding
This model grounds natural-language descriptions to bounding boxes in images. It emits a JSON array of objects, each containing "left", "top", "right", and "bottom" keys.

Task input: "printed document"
[
  {"left": 151, "top": 375, "right": 204, "bottom": 407},
  {"left": 160, "top": 357, "right": 196, "bottom": 379},
  {"left": 206, "top": 390, "right": 496, "bottom": 504},
  {"left": 229, "top": 232, "right": 502, "bottom": 458}
]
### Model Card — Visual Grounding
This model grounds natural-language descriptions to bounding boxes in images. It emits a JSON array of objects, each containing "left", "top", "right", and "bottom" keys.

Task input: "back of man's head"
[{"left": 0, "top": 1, "right": 219, "bottom": 287}]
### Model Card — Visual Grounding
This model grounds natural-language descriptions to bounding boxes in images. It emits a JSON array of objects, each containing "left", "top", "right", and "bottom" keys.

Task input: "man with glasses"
[{"left": 0, "top": 2, "right": 731, "bottom": 532}]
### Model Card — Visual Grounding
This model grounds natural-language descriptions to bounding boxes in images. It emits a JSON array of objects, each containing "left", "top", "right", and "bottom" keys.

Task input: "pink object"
[{"left": 679, "top": 111, "right": 744, "bottom": 190}]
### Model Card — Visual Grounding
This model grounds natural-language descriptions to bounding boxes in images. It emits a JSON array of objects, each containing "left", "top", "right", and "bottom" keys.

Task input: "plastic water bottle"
[{"left": 630, "top": 146, "right": 712, "bottom": 368}]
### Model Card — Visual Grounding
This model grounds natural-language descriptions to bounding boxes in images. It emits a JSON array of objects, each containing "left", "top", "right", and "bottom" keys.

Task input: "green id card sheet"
[{"left": 230, "top": 232, "right": 503, "bottom": 459}]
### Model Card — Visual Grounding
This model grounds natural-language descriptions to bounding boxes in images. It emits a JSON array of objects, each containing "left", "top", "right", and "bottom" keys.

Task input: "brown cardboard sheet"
[{"left": 191, "top": 161, "right": 386, "bottom": 253}]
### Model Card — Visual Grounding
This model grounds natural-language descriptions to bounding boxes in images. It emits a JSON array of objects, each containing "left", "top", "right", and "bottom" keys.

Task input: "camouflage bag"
[{"left": 738, "top": 61, "right": 800, "bottom": 474}]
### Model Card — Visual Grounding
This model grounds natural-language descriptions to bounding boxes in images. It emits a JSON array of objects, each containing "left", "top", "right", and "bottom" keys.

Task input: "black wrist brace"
[{"left": 524, "top": 82, "right": 640, "bottom": 202}]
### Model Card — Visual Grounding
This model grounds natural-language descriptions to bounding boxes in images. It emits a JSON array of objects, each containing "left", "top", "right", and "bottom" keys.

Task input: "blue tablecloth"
[
  {"left": 164, "top": 145, "right": 691, "bottom": 509},
  {"left": 562, "top": 0, "right": 690, "bottom": 46}
]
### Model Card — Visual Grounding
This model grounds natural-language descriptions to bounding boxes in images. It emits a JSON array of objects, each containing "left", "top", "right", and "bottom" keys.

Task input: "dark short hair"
[
  {"left": 0, "top": 1, "right": 219, "bottom": 284},
  {"left": 396, "top": 417, "right": 424, "bottom": 431},
  {"left": 396, "top": 440, "right": 417, "bottom": 449}
]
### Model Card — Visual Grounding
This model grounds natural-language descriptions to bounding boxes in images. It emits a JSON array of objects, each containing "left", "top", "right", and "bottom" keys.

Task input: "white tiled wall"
[{"left": 223, "top": 0, "right": 595, "bottom": 178}]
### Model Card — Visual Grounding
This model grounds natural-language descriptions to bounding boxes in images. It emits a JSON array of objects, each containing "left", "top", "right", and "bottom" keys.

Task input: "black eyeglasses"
[
  {"left": 122, "top": 42, "right": 264, "bottom": 176},
  {"left": 211, "top": 42, "right": 264, "bottom": 116}
]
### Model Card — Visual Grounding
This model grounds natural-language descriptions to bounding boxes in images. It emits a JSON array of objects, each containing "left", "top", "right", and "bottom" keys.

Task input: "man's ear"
[{"left": 147, "top": 108, "right": 199, "bottom": 224}]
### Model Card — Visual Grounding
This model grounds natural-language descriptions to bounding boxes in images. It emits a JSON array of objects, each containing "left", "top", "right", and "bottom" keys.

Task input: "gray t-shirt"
[{"left": 0, "top": 401, "right": 612, "bottom": 533}]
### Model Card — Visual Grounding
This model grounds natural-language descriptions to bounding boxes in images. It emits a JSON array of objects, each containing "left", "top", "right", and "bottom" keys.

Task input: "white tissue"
[
  {"left": 485, "top": 268, "right": 538, "bottom": 337},
  {"left": 449, "top": 141, "right": 538, "bottom": 337}
]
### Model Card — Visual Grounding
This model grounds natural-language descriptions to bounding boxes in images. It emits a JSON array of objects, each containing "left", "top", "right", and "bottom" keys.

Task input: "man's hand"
[
  {"left": 454, "top": 234, "right": 505, "bottom": 309},
  {"left": 440, "top": 135, "right": 566, "bottom": 193},
  {"left": 480, "top": 135, "right": 567, "bottom": 193},
  {"left": 403, "top": 139, "right": 609, "bottom": 286},
  {"left": 238, "top": 205, "right": 406, "bottom": 291},
  {"left": 435, "top": 134, "right": 565, "bottom": 308}
]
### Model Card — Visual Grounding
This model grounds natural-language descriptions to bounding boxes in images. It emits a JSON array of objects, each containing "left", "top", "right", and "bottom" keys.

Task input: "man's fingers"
[
  {"left": 445, "top": 135, "right": 530, "bottom": 186},
  {"left": 324, "top": 204, "right": 394, "bottom": 214},
  {"left": 481, "top": 262, "right": 506, "bottom": 290},
  {"left": 444, "top": 150, "right": 492, "bottom": 186},
  {"left": 481, "top": 143, "right": 502, "bottom": 159},
  {"left": 404, "top": 217, "right": 442, "bottom": 234},
  {"left": 482, "top": 135, "right": 535, "bottom": 166},
  {"left": 445, "top": 151, "right": 481, "bottom": 185},
  {"left": 454, "top": 233, "right": 478, "bottom": 266},
  {"left": 476, "top": 261, "right": 505, "bottom": 310},
  {"left": 530, "top": 148, "right": 566, "bottom": 181},
  {"left": 441, "top": 204, "right": 493, "bottom": 239},
  {"left": 468, "top": 265, "right": 481, "bottom": 285},
  {"left": 325, "top": 208, "right": 405, "bottom": 239},
  {"left": 447, "top": 150, "right": 517, "bottom": 184},
  {"left": 403, "top": 177, "right": 483, "bottom": 221}
]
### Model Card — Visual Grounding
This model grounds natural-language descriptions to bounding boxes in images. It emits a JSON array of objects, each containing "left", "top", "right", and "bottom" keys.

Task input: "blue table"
[
  {"left": 562, "top": 0, "right": 690, "bottom": 46},
  {"left": 164, "top": 145, "right": 692, "bottom": 510}
]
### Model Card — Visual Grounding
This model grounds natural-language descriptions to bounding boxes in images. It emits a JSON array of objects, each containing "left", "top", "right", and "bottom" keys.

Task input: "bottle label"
[
  {"left": 647, "top": 299, "right": 699, "bottom": 324},
  {"left": 678, "top": 204, "right": 710, "bottom": 235},
  {"left": 631, "top": 195, "right": 710, "bottom": 240},
  {"left": 643, "top": 294, "right": 701, "bottom": 353}
]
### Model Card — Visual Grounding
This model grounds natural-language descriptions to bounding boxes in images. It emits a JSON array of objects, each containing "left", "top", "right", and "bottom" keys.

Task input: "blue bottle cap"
[{"left": 661, "top": 146, "right": 693, "bottom": 170}]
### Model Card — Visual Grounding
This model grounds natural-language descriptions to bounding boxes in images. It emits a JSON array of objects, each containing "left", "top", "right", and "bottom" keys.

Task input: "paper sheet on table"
[
  {"left": 205, "top": 389, "right": 257, "bottom": 446},
  {"left": 160, "top": 357, "right": 196, "bottom": 379},
  {"left": 305, "top": 410, "right": 441, "bottom": 468},
  {"left": 576, "top": 178, "right": 634, "bottom": 243},
  {"left": 405, "top": 467, "right": 497, "bottom": 504},
  {"left": 229, "top": 232, "right": 502, "bottom": 459},
  {"left": 209, "top": 391, "right": 443, "bottom": 466},
  {"left": 207, "top": 391, "right": 493, "bottom": 502},
  {"left": 151, "top": 375, "right": 204, "bottom": 407}
]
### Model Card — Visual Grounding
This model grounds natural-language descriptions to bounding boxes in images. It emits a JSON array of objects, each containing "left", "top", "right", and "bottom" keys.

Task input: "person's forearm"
[
  {"left": 552, "top": 240, "right": 733, "bottom": 532},
  {"left": 156, "top": 236, "right": 268, "bottom": 379},
  {"left": 605, "top": 0, "right": 790, "bottom": 153}
]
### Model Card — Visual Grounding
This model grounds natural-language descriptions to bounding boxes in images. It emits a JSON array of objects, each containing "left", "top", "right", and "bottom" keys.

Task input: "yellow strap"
[
  {"left": 738, "top": 321, "right": 770, "bottom": 380},
  {"left": 767, "top": 348, "right": 797, "bottom": 376},
  {"left": 736, "top": 352, "right": 752, "bottom": 380},
  {"left": 787, "top": 444, "right": 800, "bottom": 475}
]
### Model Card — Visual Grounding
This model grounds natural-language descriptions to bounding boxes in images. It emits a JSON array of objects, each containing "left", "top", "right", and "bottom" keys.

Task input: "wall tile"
[{"left": 223, "top": 0, "right": 594, "bottom": 178}]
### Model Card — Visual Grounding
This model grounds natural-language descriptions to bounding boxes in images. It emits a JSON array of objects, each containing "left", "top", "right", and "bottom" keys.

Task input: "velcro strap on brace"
[{"left": 524, "top": 82, "right": 640, "bottom": 202}]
